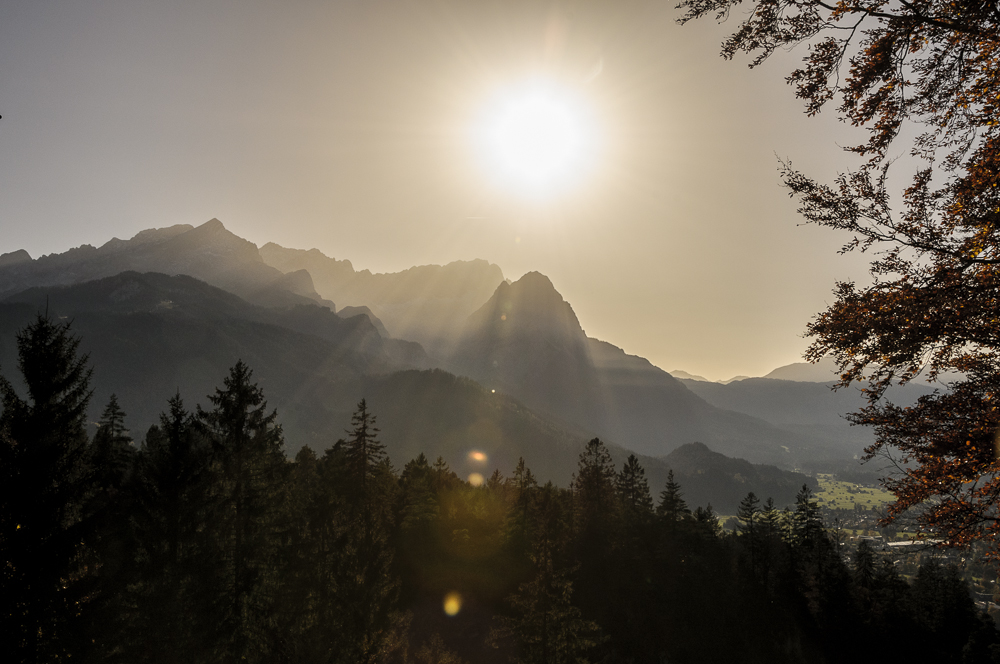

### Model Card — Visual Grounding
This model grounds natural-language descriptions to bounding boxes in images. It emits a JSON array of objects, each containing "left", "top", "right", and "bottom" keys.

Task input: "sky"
[{"left": 0, "top": 0, "right": 880, "bottom": 381}]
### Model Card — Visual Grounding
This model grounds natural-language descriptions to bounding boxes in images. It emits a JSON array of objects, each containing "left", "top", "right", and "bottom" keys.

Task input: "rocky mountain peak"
[
  {"left": 0, "top": 250, "right": 32, "bottom": 267},
  {"left": 466, "top": 271, "right": 584, "bottom": 340}
]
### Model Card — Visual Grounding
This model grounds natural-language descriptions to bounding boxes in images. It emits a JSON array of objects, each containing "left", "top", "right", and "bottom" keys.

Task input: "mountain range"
[{"left": 0, "top": 218, "right": 888, "bottom": 509}]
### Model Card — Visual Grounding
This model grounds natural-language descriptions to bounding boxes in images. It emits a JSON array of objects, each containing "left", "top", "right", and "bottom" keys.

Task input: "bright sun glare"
[{"left": 474, "top": 81, "right": 596, "bottom": 197}]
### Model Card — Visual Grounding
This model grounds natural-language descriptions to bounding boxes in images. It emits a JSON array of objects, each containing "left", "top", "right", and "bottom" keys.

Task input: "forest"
[{"left": 4, "top": 314, "right": 1000, "bottom": 664}]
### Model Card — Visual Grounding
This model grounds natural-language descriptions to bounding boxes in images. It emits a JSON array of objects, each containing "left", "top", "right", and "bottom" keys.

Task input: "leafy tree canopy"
[{"left": 680, "top": 0, "right": 1000, "bottom": 556}]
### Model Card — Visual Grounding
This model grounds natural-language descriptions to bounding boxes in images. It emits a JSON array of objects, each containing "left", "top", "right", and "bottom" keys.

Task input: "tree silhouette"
[
  {"left": 197, "top": 360, "right": 286, "bottom": 663},
  {"left": 0, "top": 315, "right": 94, "bottom": 662},
  {"left": 656, "top": 469, "right": 690, "bottom": 526},
  {"left": 680, "top": 0, "right": 1000, "bottom": 555},
  {"left": 129, "top": 393, "right": 212, "bottom": 663},
  {"left": 489, "top": 547, "right": 605, "bottom": 664}
]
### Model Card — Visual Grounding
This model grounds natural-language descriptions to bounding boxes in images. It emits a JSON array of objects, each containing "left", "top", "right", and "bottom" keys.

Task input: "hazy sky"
[{"left": 0, "top": 0, "right": 879, "bottom": 381}]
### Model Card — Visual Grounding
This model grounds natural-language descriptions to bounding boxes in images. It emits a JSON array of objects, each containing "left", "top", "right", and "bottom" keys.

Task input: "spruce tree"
[
  {"left": 737, "top": 492, "right": 762, "bottom": 580},
  {"left": 693, "top": 504, "right": 721, "bottom": 534},
  {"left": 86, "top": 394, "right": 139, "bottom": 660},
  {"left": 344, "top": 398, "right": 388, "bottom": 545},
  {"left": 130, "top": 393, "right": 212, "bottom": 663},
  {"left": 656, "top": 470, "right": 690, "bottom": 526},
  {"left": 0, "top": 315, "right": 94, "bottom": 662},
  {"left": 505, "top": 457, "right": 538, "bottom": 557},
  {"left": 488, "top": 546, "right": 605, "bottom": 664},
  {"left": 197, "top": 360, "right": 286, "bottom": 663},
  {"left": 331, "top": 399, "right": 400, "bottom": 664},
  {"left": 789, "top": 485, "right": 824, "bottom": 549},
  {"left": 616, "top": 455, "right": 653, "bottom": 521},
  {"left": 615, "top": 454, "right": 654, "bottom": 559},
  {"left": 91, "top": 394, "right": 133, "bottom": 489},
  {"left": 345, "top": 399, "right": 386, "bottom": 499},
  {"left": 570, "top": 438, "right": 618, "bottom": 640},
  {"left": 572, "top": 438, "right": 617, "bottom": 542}
]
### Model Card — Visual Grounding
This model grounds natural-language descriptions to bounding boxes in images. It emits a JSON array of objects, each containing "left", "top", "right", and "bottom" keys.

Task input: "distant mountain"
[
  {"left": 0, "top": 221, "right": 865, "bottom": 471},
  {"left": 449, "top": 271, "right": 601, "bottom": 426},
  {"left": 664, "top": 442, "right": 816, "bottom": 512},
  {"left": 0, "top": 219, "right": 332, "bottom": 310},
  {"left": 0, "top": 273, "right": 798, "bottom": 512},
  {"left": 0, "top": 250, "right": 31, "bottom": 267},
  {"left": 678, "top": 376, "right": 939, "bottom": 470},
  {"left": 260, "top": 242, "right": 504, "bottom": 351},
  {"left": 669, "top": 369, "right": 710, "bottom": 382},
  {"left": 337, "top": 305, "right": 390, "bottom": 338},
  {"left": 763, "top": 358, "right": 840, "bottom": 382},
  {"left": 447, "top": 273, "right": 836, "bottom": 466}
]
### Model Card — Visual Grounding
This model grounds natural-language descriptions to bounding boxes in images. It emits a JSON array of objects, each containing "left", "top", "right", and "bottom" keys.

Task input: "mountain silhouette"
[
  {"left": 446, "top": 272, "right": 834, "bottom": 465},
  {"left": 0, "top": 272, "right": 804, "bottom": 510},
  {"left": 679, "top": 376, "right": 939, "bottom": 471},
  {"left": 663, "top": 442, "right": 815, "bottom": 512},
  {"left": 0, "top": 272, "right": 808, "bottom": 511},
  {"left": 260, "top": 242, "right": 504, "bottom": 351},
  {"left": 0, "top": 219, "right": 331, "bottom": 309},
  {"left": 0, "top": 221, "right": 869, "bottom": 469}
]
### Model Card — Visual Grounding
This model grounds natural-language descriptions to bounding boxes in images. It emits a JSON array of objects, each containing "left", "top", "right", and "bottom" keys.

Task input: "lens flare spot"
[
  {"left": 468, "top": 472, "right": 484, "bottom": 487},
  {"left": 443, "top": 592, "right": 462, "bottom": 616},
  {"left": 468, "top": 450, "right": 488, "bottom": 464}
]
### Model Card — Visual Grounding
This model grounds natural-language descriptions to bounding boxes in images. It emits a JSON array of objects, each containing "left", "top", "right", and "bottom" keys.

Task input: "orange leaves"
[{"left": 682, "top": 0, "right": 1000, "bottom": 557}]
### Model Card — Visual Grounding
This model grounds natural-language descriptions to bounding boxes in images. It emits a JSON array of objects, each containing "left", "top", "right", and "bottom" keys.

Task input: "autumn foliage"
[{"left": 679, "top": 0, "right": 1000, "bottom": 555}]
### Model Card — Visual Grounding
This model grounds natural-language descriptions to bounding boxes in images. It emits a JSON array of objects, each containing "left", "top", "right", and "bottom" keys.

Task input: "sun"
[{"left": 474, "top": 80, "right": 597, "bottom": 198}]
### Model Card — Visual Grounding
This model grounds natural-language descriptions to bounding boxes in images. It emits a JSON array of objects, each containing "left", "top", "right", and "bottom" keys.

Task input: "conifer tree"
[
  {"left": 129, "top": 393, "right": 212, "bottom": 663},
  {"left": 692, "top": 504, "right": 721, "bottom": 538},
  {"left": 506, "top": 457, "right": 539, "bottom": 556},
  {"left": 615, "top": 454, "right": 654, "bottom": 557},
  {"left": 0, "top": 315, "right": 94, "bottom": 662},
  {"left": 789, "top": 485, "right": 824, "bottom": 549},
  {"left": 616, "top": 455, "right": 653, "bottom": 521},
  {"left": 330, "top": 400, "right": 400, "bottom": 664},
  {"left": 398, "top": 453, "right": 439, "bottom": 533},
  {"left": 570, "top": 438, "right": 619, "bottom": 638},
  {"left": 86, "top": 394, "right": 138, "bottom": 660},
  {"left": 273, "top": 445, "right": 343, "bottom": 662},
  {"left": 656, "top": 470, "right": 691, "bottom": 528},
  {"left": 432, "top": 455, "right": 459, "bottom": 493},
  {"left": 91, "top": 394, "right": 133, "bottom": 487},
  {"left": 486, "top": 468, "right": 505, "bottom": 492},
  {"left": 853, "top": 540, "right": 877, "bottom": 590},
  {"left": 572, "top": 438, "right": 617, "bottom": 541},
  {"left": 737, "top": 492, "right": 762, "bottom": 579},
  {"left": 489, "top": 546, "right": 605, "bottom": 664},
  {"left": 755, "top": 497, "right": 783, "bottom": 592},
  {"left": 345, "top": 398, "right": 387, "bottom": 506},
  {"left": 197, "top": 360, "right": 286, "bottom": 663}
]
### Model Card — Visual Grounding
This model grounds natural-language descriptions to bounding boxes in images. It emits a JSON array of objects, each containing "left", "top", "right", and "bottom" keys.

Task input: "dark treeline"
[{"left": 3, "top": 315, "right": 1000, "bottom": 664}]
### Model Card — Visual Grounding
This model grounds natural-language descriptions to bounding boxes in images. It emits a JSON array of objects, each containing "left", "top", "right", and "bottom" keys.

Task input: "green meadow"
[{"left": 814, "top": 473, "right": 894, "bottom": 510}]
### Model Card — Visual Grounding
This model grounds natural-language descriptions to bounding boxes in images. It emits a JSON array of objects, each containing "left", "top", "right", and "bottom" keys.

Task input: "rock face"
[
  {"left": 259, "top": 242, "right": 504, "bottom": 351},
  {"left": 0, "top": 219, "right": 329, "bottom": 309}
]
